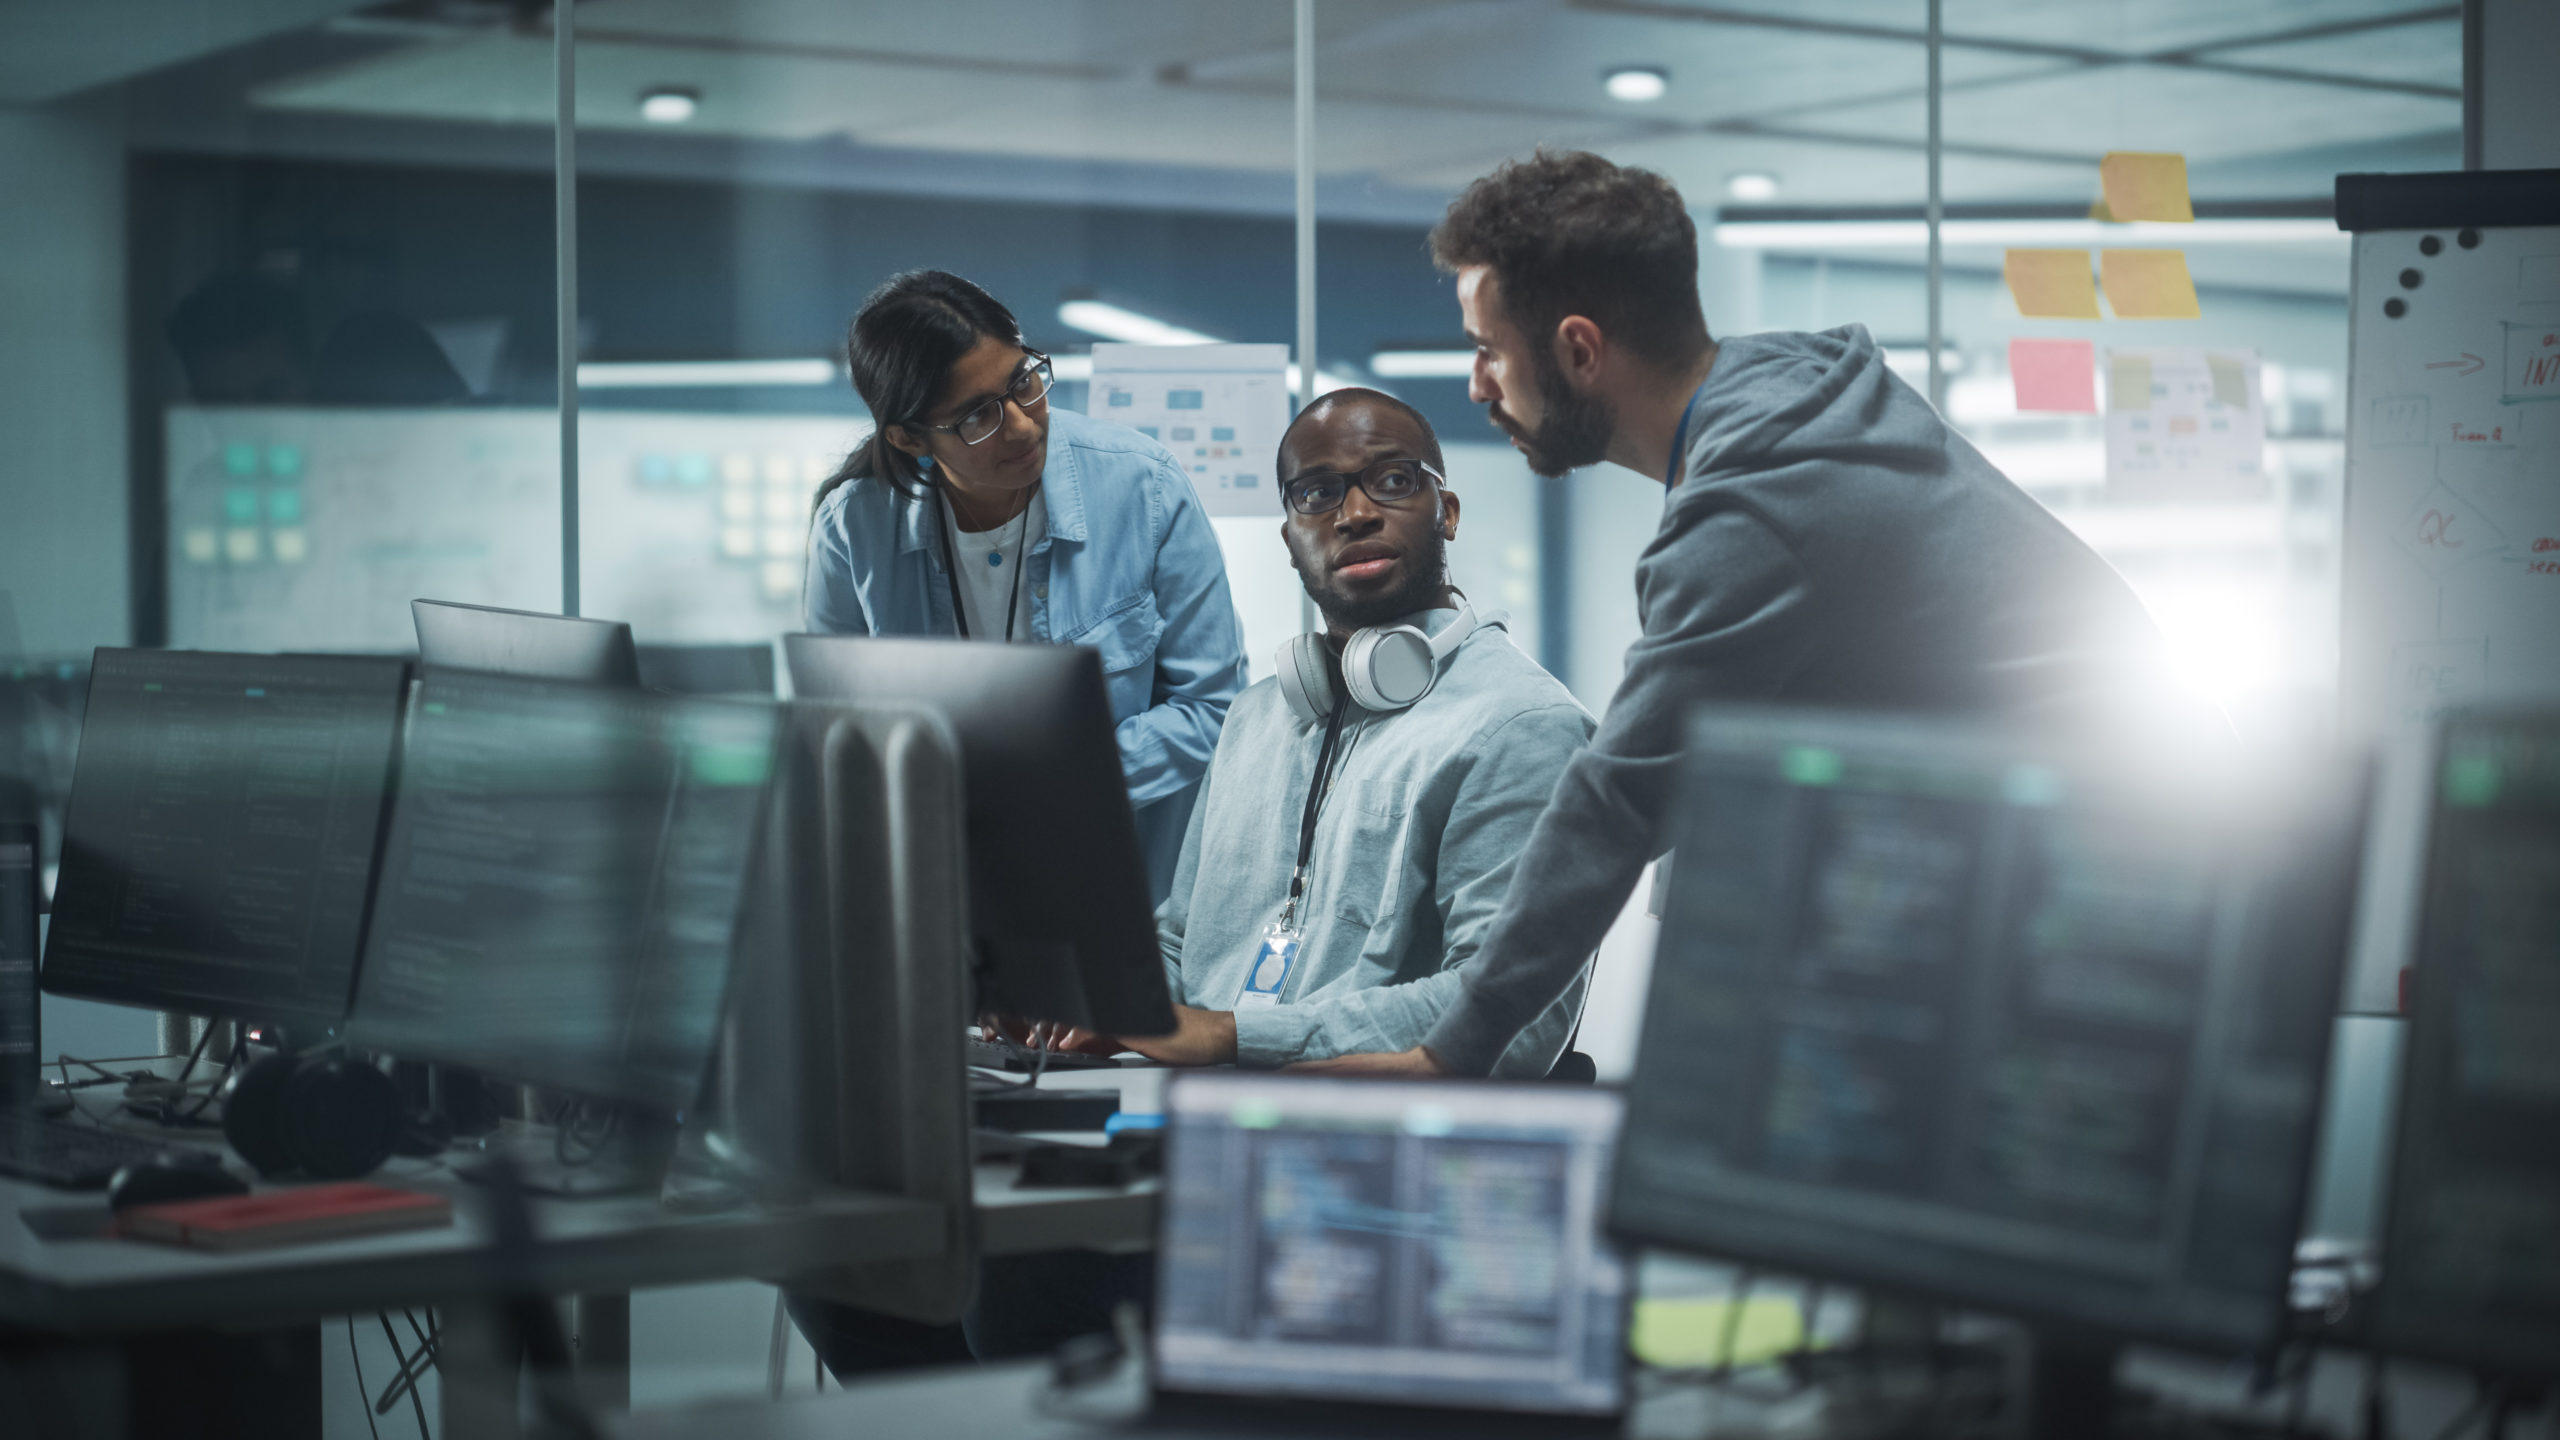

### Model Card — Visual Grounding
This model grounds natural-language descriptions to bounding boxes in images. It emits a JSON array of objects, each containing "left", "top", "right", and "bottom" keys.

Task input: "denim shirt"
[
  {"left": 802, "top": 407, "right": 1247, "bottom": 889},
  {"left": 1157, "top": 610, "right": 1596, "bottom": 1076}
]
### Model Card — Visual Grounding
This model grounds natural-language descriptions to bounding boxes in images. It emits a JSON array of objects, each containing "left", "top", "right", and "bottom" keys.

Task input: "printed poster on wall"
[
  {"left": 2103, "top": 347, "right": 2268, "bottom": 501},
  {"left": 1088, "top": 343, "right": 1289, "bottom": 517}
]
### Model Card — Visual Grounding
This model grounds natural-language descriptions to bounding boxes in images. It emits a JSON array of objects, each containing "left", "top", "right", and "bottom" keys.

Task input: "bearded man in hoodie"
[{"left": 1301, "top": 149, "right": 2173, "bottom": 1080}]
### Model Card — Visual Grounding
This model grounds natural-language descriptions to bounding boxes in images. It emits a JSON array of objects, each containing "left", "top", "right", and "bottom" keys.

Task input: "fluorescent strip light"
[
  {"left": 1714, "top": 218, "right": 2342, "bottom": 249},
  {"left": 1057, "top": 300, "right": 1221, "bottom": 346},
  {"left": 1062, "top": 300, "right": 1363, "bottom": 395},
  {"left": 577, "top": 358, "right": 839, "bottom": 388},
  {"left": 1369, "top": 350, "right": 1475, "bottom": 379}
]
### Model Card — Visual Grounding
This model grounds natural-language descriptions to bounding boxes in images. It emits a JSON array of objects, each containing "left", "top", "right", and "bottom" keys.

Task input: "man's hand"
[
  {"left": 1283, "top": 1045, "right": 1446, "bottom": 1077},
  {"left": 978, "top": 1015, "right": 1125, "bottom": 1057},
  {"left": 1115, "top": 1004, "right": 1238, "bottom": 1067}
]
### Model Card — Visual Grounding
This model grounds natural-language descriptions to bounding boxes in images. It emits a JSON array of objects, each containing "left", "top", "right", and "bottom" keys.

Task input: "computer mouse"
[{"left": 106, "top": 1156, "right": 250, "bottom": 1212}]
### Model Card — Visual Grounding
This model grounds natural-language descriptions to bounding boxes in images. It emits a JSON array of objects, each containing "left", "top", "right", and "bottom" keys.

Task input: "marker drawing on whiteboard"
[
  {"left": 2425, "top": 353, "right": 2485, "bottom": 377},
  {"left": 2368, "top": 395, "right": 2429, "bottom": 446},
  {"left": 2505, "top": 324, "right": 2560, "bottom": 403}
]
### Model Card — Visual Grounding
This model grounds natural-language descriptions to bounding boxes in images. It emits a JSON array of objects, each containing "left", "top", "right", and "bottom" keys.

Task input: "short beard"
[
  {"left": 1291, "top": 521, "right": 1450, "bottom": 633},
  {"left": 1492, "top": 343, "right": 1614, "bottom": 478}
]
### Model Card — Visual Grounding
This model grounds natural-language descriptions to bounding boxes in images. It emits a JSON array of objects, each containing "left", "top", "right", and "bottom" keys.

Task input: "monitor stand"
[
  {"left": 2021, "top": 1326, "right": 2121, "bottom": 1440},
  {"left": 454, "top": 1111, "right": 677, "bottom": 1198}
]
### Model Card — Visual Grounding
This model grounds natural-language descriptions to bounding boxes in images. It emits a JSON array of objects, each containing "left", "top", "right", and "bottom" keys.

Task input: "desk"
[{"left": 970, "top": 1063, "right": 1161, "bottom": 1257}]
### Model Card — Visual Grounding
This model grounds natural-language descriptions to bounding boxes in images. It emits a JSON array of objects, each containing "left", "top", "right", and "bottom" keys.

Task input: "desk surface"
[
  {"left": 3, "top": 1065, "right": 1163, "bottom": 1336},
  {"left": 2, "top": 1150, "right": 945, "bottom": 1336}
]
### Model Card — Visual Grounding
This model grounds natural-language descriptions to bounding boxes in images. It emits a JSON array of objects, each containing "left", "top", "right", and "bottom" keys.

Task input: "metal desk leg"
[
  {"left": 439, "top": 1303, "right": 525, "bottom": 1440},
  {"left": 574, "top": 1292, "right": 631, "bottom": 1411}
]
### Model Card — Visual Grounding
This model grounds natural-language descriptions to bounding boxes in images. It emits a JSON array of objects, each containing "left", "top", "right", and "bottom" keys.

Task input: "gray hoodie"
[{"left": 1421, "top": 325, "right": 2169, "bottom": 1076}]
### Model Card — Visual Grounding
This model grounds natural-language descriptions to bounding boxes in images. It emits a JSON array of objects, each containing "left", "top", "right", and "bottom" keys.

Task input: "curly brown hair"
[{"left": 1429, "top": 149, "right": 1710, "bottom": 370}]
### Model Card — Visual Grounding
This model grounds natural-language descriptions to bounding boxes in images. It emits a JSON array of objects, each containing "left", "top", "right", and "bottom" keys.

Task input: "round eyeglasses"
[
  {"left": 1282, "top": 456, "right": 1442, "bottom": 517},
  {"left": 918, "top": 351, "right": 1053, "bottom": 447}
]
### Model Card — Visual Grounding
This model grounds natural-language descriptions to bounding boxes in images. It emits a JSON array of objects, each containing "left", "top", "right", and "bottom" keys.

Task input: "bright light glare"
[
  {"left": 2135, "top": 578, "right": 2285, "bottom": 714},
  {"left": 1057, "top": 300, "right": 1219, "bottom": 346},
  {"left": 1369, "top": 350, "right": 1475, "bottom": 378},
  {"left": 1726, "top": 172, "right": 1780, "bottom": 203},
  {"left": 1604, "top": 67, "right": 1668, "bottom": 102},
  {"left": 638, "top": 88, "right": 699, "bottom": 124}
]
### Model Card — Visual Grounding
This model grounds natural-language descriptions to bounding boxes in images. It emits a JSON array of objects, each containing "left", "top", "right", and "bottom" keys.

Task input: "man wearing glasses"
[{"left": 1047, "top": 387, "right": 1594, "bottom": 1076}]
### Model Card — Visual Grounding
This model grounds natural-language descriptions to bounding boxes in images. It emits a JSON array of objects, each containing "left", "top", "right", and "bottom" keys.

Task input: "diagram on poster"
[
  {"left": 2104, "top": 347, "right": 2266, "bottom": 499},
  {"left": 1089, "top": 343, "right": 1289, "bottom": 517}
]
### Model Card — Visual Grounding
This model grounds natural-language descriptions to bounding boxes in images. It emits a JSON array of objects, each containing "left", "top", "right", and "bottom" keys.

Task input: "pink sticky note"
[{"left": 2010, "top": 338, "right": 2097, "bottom": 413}]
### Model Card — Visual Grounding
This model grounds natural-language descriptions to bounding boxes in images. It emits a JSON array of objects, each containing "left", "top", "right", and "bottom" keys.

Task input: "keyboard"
[
  {"left": 0, "top": 1110, "right": 202, "bottom": 1190},
  {"left": 964, "top": 1037, "right": 1124, "bottom": 1072}
]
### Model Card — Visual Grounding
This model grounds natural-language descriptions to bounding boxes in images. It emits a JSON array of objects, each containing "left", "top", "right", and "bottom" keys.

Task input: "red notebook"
[{"left": 119, "top": 1183, "right": 453, "bottom": 1252}]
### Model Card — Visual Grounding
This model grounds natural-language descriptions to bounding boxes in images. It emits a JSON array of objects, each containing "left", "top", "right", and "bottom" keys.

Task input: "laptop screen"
[{"left": 1154, "top": 1073, "right": 1628, "bottom": 1417}]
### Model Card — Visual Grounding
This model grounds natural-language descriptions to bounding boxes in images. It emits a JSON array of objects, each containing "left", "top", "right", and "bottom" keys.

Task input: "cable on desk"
[
  {"left": 347, "top": 1317, "right": 386, "bottom": 1440},
  {"left": 377, "top": 1312, "right": 431, "bottom": 1440}
]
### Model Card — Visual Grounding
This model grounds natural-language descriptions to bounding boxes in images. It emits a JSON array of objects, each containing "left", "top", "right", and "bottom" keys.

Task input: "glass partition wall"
[{"left": 0, "top": 0, "right": 2462, "bottom": 1417}]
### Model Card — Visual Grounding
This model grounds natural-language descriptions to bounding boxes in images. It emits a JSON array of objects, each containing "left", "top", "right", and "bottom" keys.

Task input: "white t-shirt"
[{"left": 939, "top": 487, "right": 1046, "bottom": 642}]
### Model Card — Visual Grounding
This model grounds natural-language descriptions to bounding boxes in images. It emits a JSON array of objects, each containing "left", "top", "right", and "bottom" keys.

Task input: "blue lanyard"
[{"left": 1665, "top": 378, "right": 1710, "bottom": 488}]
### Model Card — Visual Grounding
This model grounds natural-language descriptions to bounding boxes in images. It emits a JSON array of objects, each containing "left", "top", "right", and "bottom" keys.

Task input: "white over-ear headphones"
[{"left": 1277, "top": 596, "right": 1483, "bottom": 723}]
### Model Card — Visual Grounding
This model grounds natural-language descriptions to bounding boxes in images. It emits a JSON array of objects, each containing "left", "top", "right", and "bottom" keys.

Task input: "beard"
[
  {"left": 1490, "top": 344, "right": 1614, "bottom": 478},
  {"left": 1290, "top": 520, "right": 1451, "bottom": 633}
]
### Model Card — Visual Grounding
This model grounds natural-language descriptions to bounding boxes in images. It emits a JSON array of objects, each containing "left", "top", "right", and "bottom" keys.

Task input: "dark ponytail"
[{"left": 815, "top": 270, "right": 1026, "bottom": 510}]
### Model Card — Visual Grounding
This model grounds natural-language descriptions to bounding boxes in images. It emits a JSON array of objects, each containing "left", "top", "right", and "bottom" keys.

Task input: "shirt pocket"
[{"left": 1063, "top": 590, "right": 1164, "bottom": 720}]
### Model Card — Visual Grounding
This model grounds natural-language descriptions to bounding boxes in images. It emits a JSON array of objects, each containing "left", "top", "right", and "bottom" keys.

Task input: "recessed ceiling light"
[
  {"left": 1726, "top": 172, "right": 1780, "bottom": 203},
  {"left": 638, "top": 87, "right": 700, "bottom": 124},
  {"left": 1603, "top": 67, "right": 1668, "bottom": 103}
]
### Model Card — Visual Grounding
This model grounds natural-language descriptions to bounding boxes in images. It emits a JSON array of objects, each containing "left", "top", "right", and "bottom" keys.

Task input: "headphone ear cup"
[
  {"left": 219, "top": 1054, "right": 300, "bottom": 1178},
  {"left": 1342, "top": 626, "right": 1438, "bottom": 712},
  {"left": 1275, "top": 635, "right": 1337, "bottom": 724},
  {"left": 278, "top": 1058, "right": 404, "bottom": 1181}
]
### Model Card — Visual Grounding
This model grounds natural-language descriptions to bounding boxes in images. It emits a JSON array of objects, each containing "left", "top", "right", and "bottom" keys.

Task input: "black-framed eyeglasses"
[
  {"left": 1282, "top": 456, "right": 1443, "bottom": 517},
  {"left": 918, "top": 351, "right": 1053, "bottom": 446}
]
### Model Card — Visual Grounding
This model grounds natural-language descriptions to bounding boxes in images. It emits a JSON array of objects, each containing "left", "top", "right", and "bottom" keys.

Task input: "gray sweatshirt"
[
  {"left": 1157, "top": 609, "right": 1596, "bottom": 1076},
  {"left": 1421, "top": 325, "right": 2170, "bottom": 1076}
]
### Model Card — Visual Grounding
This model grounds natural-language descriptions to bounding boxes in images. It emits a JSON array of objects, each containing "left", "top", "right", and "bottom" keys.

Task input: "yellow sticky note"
[
  {"left": 1630, "top": 1296, "right": 1810, "bottom": 1369},
  {"left": 2108, "top": 352, "right": 2152, "bottom": 411},
  {"left": 2101, "top": 249, "right": 2201, "bottom": 319},
  {"left": 2004, "top": 249, "right": 2100, "bottom": 319},
  {"left": 2100, "top": 152, "right": 2193, "bottom": 223},
  {"left": 2206, "top": 351, "right": 2250, "bottom": 408}
]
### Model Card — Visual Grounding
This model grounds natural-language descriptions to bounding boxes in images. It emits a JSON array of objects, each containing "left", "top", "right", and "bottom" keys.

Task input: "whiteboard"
[
  {"left": 2337, "top": 220, "right": 2560, "bottom": 1012},
  {"left": 2339, "top": 223, "right": 2560, "bottom": 732},
  {"left": 166, "top": 406, "right": 870, "bottom": 652}
]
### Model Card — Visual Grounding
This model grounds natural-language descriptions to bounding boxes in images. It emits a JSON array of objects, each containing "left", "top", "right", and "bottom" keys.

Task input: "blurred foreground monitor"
[
  {"left": 1613, "top": 709, "right": 2367, "bottom": 1435},
  {"left": 346, "top": 670, "right": 776, "bottom": 1117},
  {"left": 2364, "top": 707, "right": 2560, "bottom": 1383}
]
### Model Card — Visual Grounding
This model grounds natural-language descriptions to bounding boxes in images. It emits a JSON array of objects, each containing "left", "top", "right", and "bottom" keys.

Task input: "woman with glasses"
[{"left": 804, "top": 270, "right": 1245, "bottom": 900}]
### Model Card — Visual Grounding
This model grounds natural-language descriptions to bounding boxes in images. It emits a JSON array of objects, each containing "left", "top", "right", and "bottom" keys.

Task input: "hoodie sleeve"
[{"left": 1420, "top": 499, "right": 1815, "bottom": 1076}]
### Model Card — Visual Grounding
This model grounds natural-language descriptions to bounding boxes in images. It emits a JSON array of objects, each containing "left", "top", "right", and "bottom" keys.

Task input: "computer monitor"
[
  {"left": 1, "top": 780, "right": 38, "bottom": 1107},
  {"left": 41, "top": 649, "right": 412, "bottom": 1030},
  {"left": 345, "top": 669, "right": 778, "bottom": 1116},
  {"left": 1153, "top": 1073, "right": 1629, "bottom": 1421},
  {"left": 782, "top": 634, "right": 1174, "bottom": 1038},
  {"left": 411, "top": 599, "right": 641, "bottom": 687},
  {"left": 1611, "top": 709, "right": 2365, "bottom": 1424},
  {"left": 636, "top": 643, "right": 776, "bottom": 698},
  {"left": 2363, "top": 708, "right": 2560, "bottom": 1382},
  {"left": 0, "top": 657, "right": 88, "bottom": 876}
]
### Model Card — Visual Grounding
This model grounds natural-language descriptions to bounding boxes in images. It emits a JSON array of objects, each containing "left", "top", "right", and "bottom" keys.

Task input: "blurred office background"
[{"left": 0, "top": 1, "right": 2463, "bottom": 1429}]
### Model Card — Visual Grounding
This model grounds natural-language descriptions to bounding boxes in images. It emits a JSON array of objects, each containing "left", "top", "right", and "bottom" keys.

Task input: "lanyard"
[
  {"left": 935, "top": 486, "right": 1033, "bottom": 641},
  {"left": 1280, "top": 690, "right": 1353, "bottom": 930},
  {"left": 1665, "top": 377, "right": 1710, "bottom": 489}
]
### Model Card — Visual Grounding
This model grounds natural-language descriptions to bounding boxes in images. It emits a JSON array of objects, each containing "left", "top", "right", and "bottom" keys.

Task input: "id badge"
[{"left": 1237, "top": 922, "right": 1300, "bottom": 1009}]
